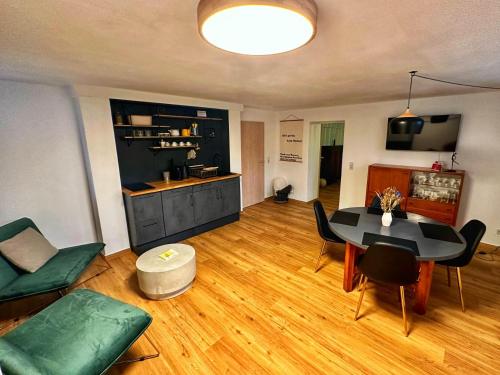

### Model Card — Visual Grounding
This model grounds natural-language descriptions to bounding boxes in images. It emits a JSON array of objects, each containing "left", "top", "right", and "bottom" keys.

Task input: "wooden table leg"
[
  {"left": 414, "top": 261, "right": 435, "bottom": 315},
  {"left": 343, "top": 242, "right": 360, "bottom": 292}
]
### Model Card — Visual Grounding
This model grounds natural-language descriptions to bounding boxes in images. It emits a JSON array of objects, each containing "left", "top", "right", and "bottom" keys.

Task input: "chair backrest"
[
  {"left": 0, "top": 218, "right": 40, "bottom": 289},
  {"left": 371, "top": 195, "right": 401, "bottom": 211},
  {"left": 453, "top": 220, "right": 486, "bottom": 267},
  {"left": 313, "top": 200, "right": 335, "bottom": 241},
  {"left": 358, "top": 243, "right": 419, "bottom": 285}
]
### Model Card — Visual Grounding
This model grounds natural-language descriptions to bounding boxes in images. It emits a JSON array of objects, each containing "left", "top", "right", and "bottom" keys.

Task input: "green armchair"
[
  {"left": 0, "top": 289, "right": 156, "bottom": 375},
  {"left": 0, "top": 218, "right": 106, "bottom": 303}
]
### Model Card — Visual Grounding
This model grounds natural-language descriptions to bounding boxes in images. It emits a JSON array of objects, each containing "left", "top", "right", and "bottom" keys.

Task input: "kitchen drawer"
[
  {"left": 132, "top": 193, "right": 164, "bottom": 222},
  {"left": 135, "top": 218, "right": 166, "bottom": 245}
]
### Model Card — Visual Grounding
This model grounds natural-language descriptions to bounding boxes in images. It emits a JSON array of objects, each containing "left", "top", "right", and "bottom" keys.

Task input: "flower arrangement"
[{"left": 376, "top": 186, "right": 404, "bottom": 213}]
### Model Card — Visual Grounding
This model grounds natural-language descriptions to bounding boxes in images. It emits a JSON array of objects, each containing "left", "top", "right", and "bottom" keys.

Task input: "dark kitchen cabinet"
[
  {"left": 124, "top": 192, "right": 165, "bottom": 247},
  {"left": 221, "top": 178, "right": 241, "bottom": 216},
  {"left": 124, "top": 176, "right": 241, "bottom": 252},
  {"left": 162, "top": 187, "right": 195, "bottom": 236},
  {"left": 193, "top": 182, "right": 223, "bottom": 225}
]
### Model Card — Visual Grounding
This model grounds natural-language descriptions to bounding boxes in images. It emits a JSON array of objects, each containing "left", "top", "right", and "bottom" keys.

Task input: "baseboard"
[{"left": 105, "top": 248, "right": 132, "bottom": 259}]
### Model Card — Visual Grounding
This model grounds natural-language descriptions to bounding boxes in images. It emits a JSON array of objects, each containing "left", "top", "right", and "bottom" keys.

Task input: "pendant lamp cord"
[
  {"left": 407, "top": 71, "right": 417, "bottom": 108},
  {"left": 412, "top": 72, "right": 500, "bottom": 90}
]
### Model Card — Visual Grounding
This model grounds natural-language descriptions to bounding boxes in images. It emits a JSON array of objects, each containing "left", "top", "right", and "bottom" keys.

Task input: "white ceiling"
[{"left": 1, "top": 0, "right": 499, "bottom": 109}]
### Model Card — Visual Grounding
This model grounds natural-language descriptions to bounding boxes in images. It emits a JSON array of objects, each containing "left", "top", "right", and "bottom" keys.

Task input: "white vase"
[{"left": 381, "top": 212, "right": 393, "bottom": 227}]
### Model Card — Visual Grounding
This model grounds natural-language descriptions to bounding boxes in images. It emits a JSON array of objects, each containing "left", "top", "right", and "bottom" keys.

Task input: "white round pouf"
[{"left": 136, "top": 244, "right": 196, "bottom": 300}]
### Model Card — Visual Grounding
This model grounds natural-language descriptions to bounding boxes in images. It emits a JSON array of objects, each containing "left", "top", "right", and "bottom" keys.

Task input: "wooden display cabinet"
[{"left": 365, "top": 164, "right": 465, "bottom": 225}]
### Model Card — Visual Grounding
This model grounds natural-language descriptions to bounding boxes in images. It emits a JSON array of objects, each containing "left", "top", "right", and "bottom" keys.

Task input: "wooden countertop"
[{"left": 122, "top": 173, "right": 241, "bottom": 197}]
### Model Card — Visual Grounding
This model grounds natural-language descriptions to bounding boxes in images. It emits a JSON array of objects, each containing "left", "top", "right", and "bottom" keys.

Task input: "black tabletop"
[{"left": 329, "top": 207, "right": 466, "bottom": 261}]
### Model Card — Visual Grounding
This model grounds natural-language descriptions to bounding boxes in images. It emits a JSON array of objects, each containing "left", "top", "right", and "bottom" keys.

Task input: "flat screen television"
[{"left": 386, "top": 114, "right": 461, "bottom": 151}]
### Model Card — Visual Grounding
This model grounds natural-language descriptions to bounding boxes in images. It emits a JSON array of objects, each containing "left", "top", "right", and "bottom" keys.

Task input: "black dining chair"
[
  {"left": 313, "top": 201, "right": 346, "bottom": 272},
  {"left": 437, "top": 219, "right": 486, "bottom": 312},
  {"left": 354, "top": 243, "right": 420, "bottom": 336}
]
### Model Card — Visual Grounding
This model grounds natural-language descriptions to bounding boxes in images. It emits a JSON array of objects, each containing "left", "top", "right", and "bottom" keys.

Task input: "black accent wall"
[{"left": 110, "top": 99, "right": 230, "bottom": 185}]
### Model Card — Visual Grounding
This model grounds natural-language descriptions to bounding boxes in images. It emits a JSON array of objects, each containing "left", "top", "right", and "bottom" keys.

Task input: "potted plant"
[{"left": 376, "top": 187, "right": 404, "bottom": 227}]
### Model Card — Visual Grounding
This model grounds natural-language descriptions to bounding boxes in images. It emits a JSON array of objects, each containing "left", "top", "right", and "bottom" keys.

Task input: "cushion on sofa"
[
  {"left": 0, "top": 289, "right": 152, "bottom": 375},
  {"left": 0, "top": 242, "right": 104, "bottom": 302},
  {"left": 0, "top": 228, "right": 58, "bottom": 273},
  {"left": 0, "top": 218, "right": 41, "bottom": 289}
]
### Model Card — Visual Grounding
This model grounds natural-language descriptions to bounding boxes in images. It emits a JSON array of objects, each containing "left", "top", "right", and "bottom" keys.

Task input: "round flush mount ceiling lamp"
[{"left": 197, "top": 0, "right": 318, "bottom": 55}]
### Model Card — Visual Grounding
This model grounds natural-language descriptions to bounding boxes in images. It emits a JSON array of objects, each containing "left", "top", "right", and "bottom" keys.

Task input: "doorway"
[
  {"left": 241, "top": 121, "right": 265, "bottom": 208},
  {"left": 318, "top": 121, "right": 345, "bottom": 211}
]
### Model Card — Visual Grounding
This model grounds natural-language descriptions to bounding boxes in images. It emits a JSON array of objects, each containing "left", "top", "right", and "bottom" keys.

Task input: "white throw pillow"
[{"left": 0, "top": 227, "right": 58, "bottom": 273}]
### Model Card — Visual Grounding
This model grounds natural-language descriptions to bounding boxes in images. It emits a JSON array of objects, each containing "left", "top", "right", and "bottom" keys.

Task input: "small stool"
[{"left": 136, "top": 244, "right": 196, "bottom": 300}]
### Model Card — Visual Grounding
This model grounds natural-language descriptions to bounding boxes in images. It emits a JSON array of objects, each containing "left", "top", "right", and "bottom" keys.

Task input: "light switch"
[{"left": 349, "top": 162, "right": 354, "bottom": 170}]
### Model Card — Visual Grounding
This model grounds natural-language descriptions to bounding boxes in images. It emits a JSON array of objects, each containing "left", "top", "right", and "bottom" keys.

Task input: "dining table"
[{"left": 329, "top": 207, "right": 466, "bottom": 314}]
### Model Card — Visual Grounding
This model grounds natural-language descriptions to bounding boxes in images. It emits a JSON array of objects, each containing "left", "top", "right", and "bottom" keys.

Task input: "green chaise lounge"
[
  {"left": 0, "top": 218, "right": 106, "bottom": 303},
  {"left": 0, "top": 289, "right": 154, "bottom": 375}
]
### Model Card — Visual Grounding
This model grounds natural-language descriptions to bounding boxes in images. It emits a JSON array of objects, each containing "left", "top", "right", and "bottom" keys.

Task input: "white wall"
[
  {"left": 276, "top": 92, "right": 500, "bottom": 245},
  {"left": 241, "top": 108, "right": 277, "bottom": 197},
  {"left": 0, "top": 80, "right": 97, "bottom": 248},
  {"left": 73, "top": 85, "right": 243, "bottom": 255}
]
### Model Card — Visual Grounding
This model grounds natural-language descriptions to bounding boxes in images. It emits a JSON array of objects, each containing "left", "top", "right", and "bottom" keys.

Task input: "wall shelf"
[
  {"left": 114, "top": 125, "right": 171, "bottom": 129},
  {"left": 121, "top": 135, "right": 202, "bottom": 146},
  {"left": 148, "top": 145, "right": 197, "bottom": 156},
  {"left": 153, "top": 114, "right": 222, "bottom": 121},
  {"left": 122, "top": 136, "right": 202, "bottom": 140}
]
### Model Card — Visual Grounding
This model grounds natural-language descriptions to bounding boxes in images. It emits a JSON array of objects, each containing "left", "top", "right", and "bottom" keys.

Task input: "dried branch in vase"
[{"left": 376, "top": 186, "right": 405, "bottom": 213}]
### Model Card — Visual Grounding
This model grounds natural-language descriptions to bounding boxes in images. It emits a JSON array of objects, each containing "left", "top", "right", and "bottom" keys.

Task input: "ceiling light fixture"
[
  {"left": 390, "top": 71, "right": 424, "bottom": 135},
  {"left": 197, "top": 0, "right": 318, "bottom": 55},
  {"left": 391, "top": 71, "right": 500, "bottom": 134}
]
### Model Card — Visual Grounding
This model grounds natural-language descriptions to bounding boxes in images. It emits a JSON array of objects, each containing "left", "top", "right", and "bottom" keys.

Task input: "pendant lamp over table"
[{"left": 390, "top": 71, "right": 424, "bottom": 135}]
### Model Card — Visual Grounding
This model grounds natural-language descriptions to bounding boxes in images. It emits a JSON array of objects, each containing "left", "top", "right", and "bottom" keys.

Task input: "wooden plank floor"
[{"left": 1, "top": 198, "right": 499, "bottom": 374}]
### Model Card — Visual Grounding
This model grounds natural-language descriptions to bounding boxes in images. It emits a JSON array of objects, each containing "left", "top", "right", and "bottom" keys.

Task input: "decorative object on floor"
[
  {"left": 272, "top": 177, "right": 292, "bottom": 203},
  {"left": 0, "top": 289, "right": 158, "bottom": 374},
  {"left": 376, "top": 187, "right": 404, "bottom": 227},
  {"left": 197, "top": 0, "right": 317, "bottom": 55},
  {"left": 313, "top": 201, "right": 346, "bottom": 272},
  {"left": 436, "top": 219, "right": 486, "bottom": 312},
  {"left": 355, "top": 244, "right": 420, "bottom": 336},
  {"left": 391, "top": 71, "right": 500, "bottom": 134},
  {"left": 136, "top": 244, "right": 196, "bottom": 300},
  {"left": 0, "top": 218, "right": 108, "bottom": 304}
]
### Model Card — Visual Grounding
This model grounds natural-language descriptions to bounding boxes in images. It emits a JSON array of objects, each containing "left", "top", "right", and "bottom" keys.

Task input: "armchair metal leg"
[
  {"left": 314, "top": 241, "right": 327, "bottom": 272},
  {"left": 446, "top": 266, "right": 451, "bottom": 287},
  {"left": 70, "top": 254, "right": 112, "bottom": 290},
  {"left": 400, "top": 286, "right": 408, "bottom": 336},
  {"left": 456, "top": 267, "right": 465, "bottom": 312},
  {"left": 114, "top": 332, "right": 160, "bottom": 365},
  {"left": 354, "top": 275, "right": 367, "bottom": 321}
]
